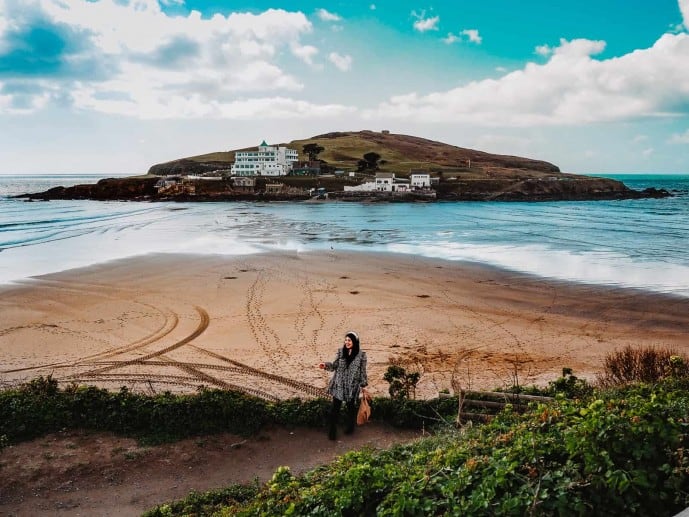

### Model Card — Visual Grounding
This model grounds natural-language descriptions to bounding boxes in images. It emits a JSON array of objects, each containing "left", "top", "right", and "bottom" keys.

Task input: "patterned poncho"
[{"left": 324, "top": 348, "right": 368, "bottom": 402}]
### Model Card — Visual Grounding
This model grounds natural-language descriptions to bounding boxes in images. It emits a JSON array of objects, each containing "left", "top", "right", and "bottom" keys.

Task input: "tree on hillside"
[
  {"left": 363, "top": 152, "right": 381, "bottom": 170},
  {"left": 303, "top": 143, "right": 324, "bottom": 162},
  {"left": 357, "top": 152, "right": 382, "bottom": 172}
]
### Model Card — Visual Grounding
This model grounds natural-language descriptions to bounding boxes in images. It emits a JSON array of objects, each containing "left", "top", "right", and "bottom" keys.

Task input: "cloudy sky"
[{"left": 1, "top": 0, "right": 688, "bottom": 175}]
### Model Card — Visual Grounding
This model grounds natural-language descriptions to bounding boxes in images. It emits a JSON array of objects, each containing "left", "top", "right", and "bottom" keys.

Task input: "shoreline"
[{"left": 2, "top": 250, "right": 688, "bottom": 397}]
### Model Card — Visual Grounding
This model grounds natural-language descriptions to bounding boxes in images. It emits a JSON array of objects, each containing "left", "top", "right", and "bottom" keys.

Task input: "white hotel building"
[{"left": 230, "top": 140, "right": 299, "bottom": 177}]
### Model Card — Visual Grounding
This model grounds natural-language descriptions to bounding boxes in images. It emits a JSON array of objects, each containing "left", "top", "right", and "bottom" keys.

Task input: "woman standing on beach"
[{"left": 319, "top": 331, "right": 369, "bottom": 440}]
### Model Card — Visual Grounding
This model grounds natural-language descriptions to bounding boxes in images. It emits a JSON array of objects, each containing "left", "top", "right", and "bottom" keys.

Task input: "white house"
[
  {"left": 410, "top": 172, "right": 431, "bottom": 189},
  {"left": 230, "top": 140, "right": 299, "bottom": 177},
  {"left": 375, "top": 172, "right": 395, "bottom": 192}
]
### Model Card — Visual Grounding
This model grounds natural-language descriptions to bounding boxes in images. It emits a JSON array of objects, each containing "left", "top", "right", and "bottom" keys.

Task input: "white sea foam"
[{"left": 387, "top": 241, "right": 689, "bottom": 297}]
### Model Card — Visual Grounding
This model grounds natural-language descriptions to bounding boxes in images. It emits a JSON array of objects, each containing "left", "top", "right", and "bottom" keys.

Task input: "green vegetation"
[
  {"left": 383, "top": 365, "right": 421, "bottom": 400},
  {"left": 146, "top": 347, "right": 689, "bottom": 516},
  {"left": 0, "top": 377, "right": 459, "bottom": 446},
  {"left": 357, "top": 151, "right": 382, "bottom": 172},
  {"left": 302, "top": 143, "right": 324, "bottom": 161},
  {"left": 5, "top": 346, "right": 689, "bottom": 515},
  {"left": 178, "top": 130, "right": 559, "bottom": 179},
  {"left": 498, "top": 368, "right": 594, "bottom": 400},
  {"left": 142, "top": 485, "right": 260, "bottom": 517},
  {"left": 0, "top": 377, "right": 325, "bottom": 445},
  {"left": 219, "top": 379, "right": 689, "bottom": 515}
]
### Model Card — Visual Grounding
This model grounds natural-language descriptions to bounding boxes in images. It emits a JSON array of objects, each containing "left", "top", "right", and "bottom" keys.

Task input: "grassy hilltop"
[{"left": 149, "top": 129, "right": 560, "bottom": 179}]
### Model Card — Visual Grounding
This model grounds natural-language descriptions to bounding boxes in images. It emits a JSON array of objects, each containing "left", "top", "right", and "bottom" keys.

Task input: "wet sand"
[{"left": 1, "top": 250, "right": 688, "bottom": 398}]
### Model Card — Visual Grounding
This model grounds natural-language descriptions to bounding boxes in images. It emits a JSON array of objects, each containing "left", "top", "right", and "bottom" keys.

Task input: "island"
[{"left": 20, "top": 130, "right": 670, "bottom": 202}]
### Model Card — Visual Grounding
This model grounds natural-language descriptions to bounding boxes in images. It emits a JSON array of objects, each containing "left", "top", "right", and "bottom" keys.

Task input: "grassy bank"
[
  {"left": 0, "top": 376, "right": 460, "bottom": 446},
  {"left": 5, "top": 347, "right": 689, "bottom": 516},
  {"left": 145, "top": 379, "right": 689, "bottom": 516}
]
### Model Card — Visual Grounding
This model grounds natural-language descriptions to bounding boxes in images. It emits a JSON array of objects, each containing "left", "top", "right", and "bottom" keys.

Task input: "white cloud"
[
  {"left": 632, "top": 134, "right": 648, "bottom": 143},
  {"left": 291, "top": 44, "right": 318, "bottom": 65},
  {"left": 412, "top": 11, "right": 439, "bottom": 32},
  {"left": 0, "top": 80, "right": 53, "bottom": 113},
  {"left": 535, "top": 44, "right": 553, "bottom": 56},
  {"left": 642, "top": 147, "right": 654, "bottom": 157},
  {"left": 443, "top": 29, "right": 482, "bottom": 45},
  {"left": 461, "top": 29, "right": 482, "bottom": 44},
  {"left": 329, "top": 52, "right": 352, "bottom": 71},
  {"left": 680, "top": 0, "right": 689, "bottom": 30},
  {"left": 71, "top": 80, "right": 355, "bottom": 119},
  {"left": 368, "top": 33, "right": 689, "bottom": 127},
  {"left": 669, "top": 129, "right": 689, "bottom": 143},
  {"left": 0, "top": 1, "right": 347, "bottom": 119},
  {"left": 442, "top": 33, "right": 460, "bottom": 44},
  {"left": 316, "top": 8, "right": 341, "bottom": 22}
]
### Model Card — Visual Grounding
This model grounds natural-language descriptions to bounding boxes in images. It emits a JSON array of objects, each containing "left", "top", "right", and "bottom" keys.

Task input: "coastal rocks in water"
[
  {"left": 21, "top": 177, "right": 159, "bottom": 201},
  {"left": 436, "top": 176, "right": 671, "bottom": 201},
  {"left": 18, "top": 175, "right": 671, "bottom": 203}
]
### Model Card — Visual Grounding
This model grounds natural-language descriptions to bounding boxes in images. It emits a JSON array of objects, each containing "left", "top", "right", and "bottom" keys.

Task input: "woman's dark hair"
[{"left": 343, "top": 331, "right": 360, "bottom": 364}]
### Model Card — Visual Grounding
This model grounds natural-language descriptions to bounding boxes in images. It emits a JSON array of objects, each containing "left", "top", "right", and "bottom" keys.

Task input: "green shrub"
[
  {"left": 224, "top": 379, "right": 689, "bottom": 516},
  {"left": 0, "top": 377, "right": 460, "bottom": 446},
  {"left": 546, "top": 368, "right": 594, "bottom": 399},
  {"left": 383, "top": 365, "right": 421, "bottom": 400},
  {"left": 0, "top": 379, "right": 277, "bottom": 444},
  {"left": 143, "top": 483, "right": 259, "bottom": 516}
]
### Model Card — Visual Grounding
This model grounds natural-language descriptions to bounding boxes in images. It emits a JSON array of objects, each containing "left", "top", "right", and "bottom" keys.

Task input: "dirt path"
[{"left": 0, "top": 424, "right": 421, "bottom": 516}]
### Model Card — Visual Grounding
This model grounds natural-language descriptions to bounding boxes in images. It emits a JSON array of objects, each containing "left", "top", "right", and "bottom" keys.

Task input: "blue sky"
[{"left": 1, "top": 0, "right": 688, "bottom": 174}]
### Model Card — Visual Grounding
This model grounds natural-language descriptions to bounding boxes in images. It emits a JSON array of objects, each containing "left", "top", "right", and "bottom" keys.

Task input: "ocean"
[{"left": 1, "top": 173, "right": 688, "bottom": 297}]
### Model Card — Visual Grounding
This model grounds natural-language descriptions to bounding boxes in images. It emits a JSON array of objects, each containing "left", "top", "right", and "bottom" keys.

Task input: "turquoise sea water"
[{"left": 0, "top": 174, "right": 688, "bottom": 296}]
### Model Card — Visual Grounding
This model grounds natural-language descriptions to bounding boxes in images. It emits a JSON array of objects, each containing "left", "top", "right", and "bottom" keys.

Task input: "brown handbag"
[{"left": 357, "top": 393, "right": 371, "bottom": 425}]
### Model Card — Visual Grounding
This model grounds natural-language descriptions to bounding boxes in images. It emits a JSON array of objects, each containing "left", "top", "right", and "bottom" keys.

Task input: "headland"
[{"left": 18, "top": 131, "right": 670, "bottom": 202}]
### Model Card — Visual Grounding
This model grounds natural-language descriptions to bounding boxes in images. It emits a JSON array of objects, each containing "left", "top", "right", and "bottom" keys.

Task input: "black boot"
[
  {"left": 344, "top": 401, "right": 357, "bottom": 435},
  {"left": 328, "top": 398, "right": 342, "bottom": 440}
]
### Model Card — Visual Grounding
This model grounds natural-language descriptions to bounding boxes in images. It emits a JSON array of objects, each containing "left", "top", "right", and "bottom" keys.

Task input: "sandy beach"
[{"left": 2, "top": 250, "right": 688, "bottom": 398}]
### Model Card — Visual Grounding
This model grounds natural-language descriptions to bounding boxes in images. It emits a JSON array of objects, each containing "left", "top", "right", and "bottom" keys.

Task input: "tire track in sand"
[
  {"left": 74, "top": 306, "right": 209, "bottom": 377},
  {"left": 66, "top": 374, "right": 279, "bottom": 401},
  {"left": 188, "top": 343, "right": 328, "bottom": 399}
]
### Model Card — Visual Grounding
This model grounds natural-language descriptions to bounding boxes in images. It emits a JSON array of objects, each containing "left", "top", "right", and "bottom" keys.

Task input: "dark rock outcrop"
[
  {"left": 436, "top": 176, "right": 670, "bottom": 201},
  {"left": 21, "top": 177, "right": 159, "bottom": 201}
]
